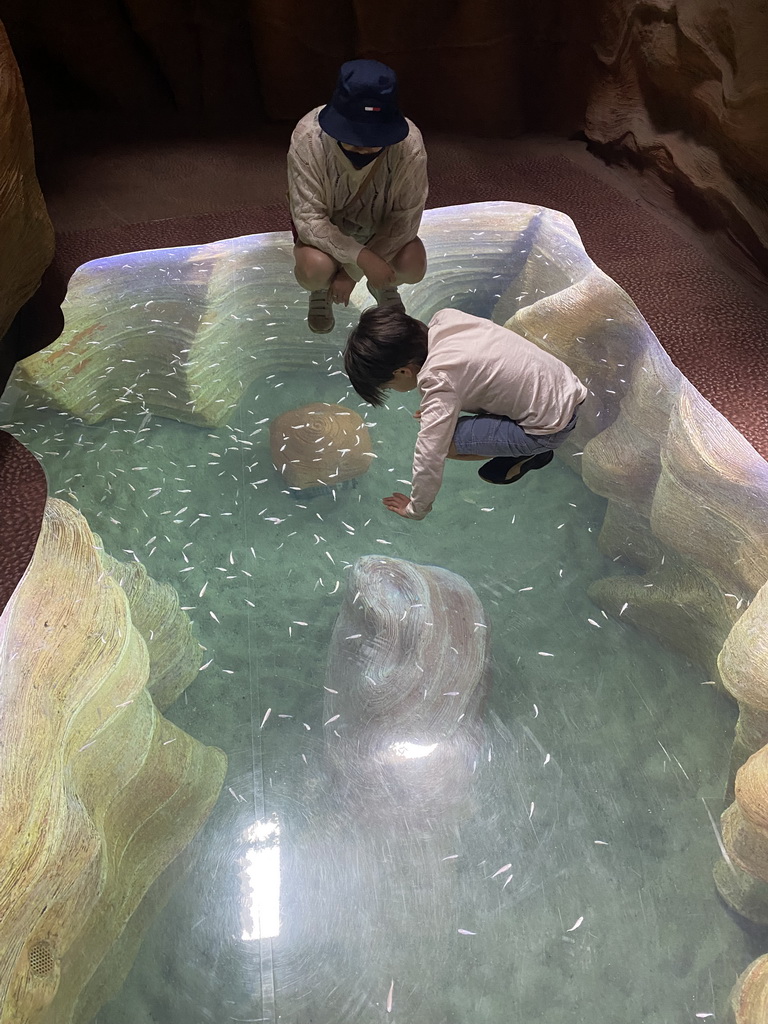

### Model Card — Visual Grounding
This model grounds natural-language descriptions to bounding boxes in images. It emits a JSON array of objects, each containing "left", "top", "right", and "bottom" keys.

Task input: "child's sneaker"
[
  {"left": 478, "top": 449, "right": 554, "bottom": 484},
  {"left": 367, "top": 283, "right": 405, "bottom": 312},
  {"left": 308, "top": 289, "right": 335, "bottom": 333}
]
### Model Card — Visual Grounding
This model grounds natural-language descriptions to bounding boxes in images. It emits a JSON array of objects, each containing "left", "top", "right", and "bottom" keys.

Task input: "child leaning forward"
[{"left": 344, "top": 307, "right": 587, "bottom": 520}]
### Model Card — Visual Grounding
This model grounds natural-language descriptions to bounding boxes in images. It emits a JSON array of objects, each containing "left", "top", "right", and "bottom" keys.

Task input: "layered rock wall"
[
  {"left": 0, "top": 498, "right": 226, "bottom": 1024},
  {"left": 584, "top": 0, "right": 768, "bottom": 280}
]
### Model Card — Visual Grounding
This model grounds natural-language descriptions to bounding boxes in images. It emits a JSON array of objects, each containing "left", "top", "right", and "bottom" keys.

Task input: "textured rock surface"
[
  {"left": 486, "top": 203, "right": 768, "bottom": 697},
  {"left": 715, "top": 744, "right": 768, "bottom": 924},
  {"left": 719, "top": 583, "right": 768, "bottom": 796},
  {"left": 323, "top": 555, "right": 491, "bottom": 821},
  {"left": 97, "top": 543, "right": 203, "bottom": 712},
  {"left": 584, "top": 0, "right": 768, "bottom": 281},
  {"left": 0, "top": 498, "right": 226, "bottom": 1024},
  {"left": 0, "top": 22, "right": 54, "bottom": 353},
  {"left": 269, "top": 403, "right": 373, "bottom": 492},
  {"left": 588, "top": 555, "right": 740, "bottom": 682},
  {"left": 727, "top": 953, "right": 768, "bottom": 1024}
]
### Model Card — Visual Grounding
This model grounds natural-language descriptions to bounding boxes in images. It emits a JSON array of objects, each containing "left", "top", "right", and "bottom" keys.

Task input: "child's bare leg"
[
  {"left": 391, "top": 238, "right": 427, "bottom": 284},
  {"left": 294, "top": 242, "right": 338, "bottom": 291}
]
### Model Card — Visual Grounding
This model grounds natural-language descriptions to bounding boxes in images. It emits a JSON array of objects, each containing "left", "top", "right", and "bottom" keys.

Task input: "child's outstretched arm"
[{"left": 383, "top": 374, "right": 460, "bottom": 520}]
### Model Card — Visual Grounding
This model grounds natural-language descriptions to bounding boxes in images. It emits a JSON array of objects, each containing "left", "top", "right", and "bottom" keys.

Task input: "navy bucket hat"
[{"left": 319, "top": 59, "right": 409, "bottom": 148}]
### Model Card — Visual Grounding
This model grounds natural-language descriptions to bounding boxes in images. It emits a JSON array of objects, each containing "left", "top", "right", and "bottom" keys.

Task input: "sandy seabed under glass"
[{"left": 2, "top": 212, "right": 762, "bottom": 1024}]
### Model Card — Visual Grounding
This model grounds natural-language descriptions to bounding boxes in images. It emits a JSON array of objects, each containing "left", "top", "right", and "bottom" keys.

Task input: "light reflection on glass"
[
  {"left": 388, "top": 741, "right": 439, "bottom": 760},
  {"left": 241, "top": 815, "right": 281, "bottom": 941}
]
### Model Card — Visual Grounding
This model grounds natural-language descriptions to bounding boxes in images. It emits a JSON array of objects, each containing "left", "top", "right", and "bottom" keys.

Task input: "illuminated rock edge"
[
  {"left": 13, "top": 201, "right": 768, "bottom": 1019},
  {"left": 0, "top": 498, "right": 227, "bottom": 1024}
]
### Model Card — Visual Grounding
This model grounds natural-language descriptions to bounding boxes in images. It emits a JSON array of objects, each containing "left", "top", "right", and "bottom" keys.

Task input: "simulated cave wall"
[
  {"left": 2, "top": 2, "right": 766, "bottom": 280},
  {"left": 583, "top": 0, "right": 768, "bottom": 282},
  {"left": 5, "top": 201, "right": 768, "bottom": 1019},
  {"left": 0, "top": 20, "right": 53, "bottom": 382}
]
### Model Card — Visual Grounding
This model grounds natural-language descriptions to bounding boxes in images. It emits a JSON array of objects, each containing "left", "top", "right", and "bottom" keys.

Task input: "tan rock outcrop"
[
  {"left": 727, "top": 953, "right": 768, "bottom": 1024},
  {"left": 715, "top": 744, "right": 768, "bottom": 924},
  {"left": 584, "top": 0, "right": 768, "bottom": 281},
  {"left": 0, "top": 498, "right": 226, "bottom": 1024},
  {"left": 97, "top": 543, "right": 203, "bottom": 711},
  {"left": 269, "top": 402, "right": 373, "bottom": 492},
  {"left": 719, "top": 583, "right": 768, "bottom": 796}
]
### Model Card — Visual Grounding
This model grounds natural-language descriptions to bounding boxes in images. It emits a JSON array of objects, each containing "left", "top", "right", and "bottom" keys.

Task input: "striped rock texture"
[
  {"left": 0, "top": 498, "right": 226, "bottom": 1024},
  {"left": 323, "top": 555, "right": 491, "bottom": 823},
  {"left": 269, "top": 402, "right": 372, "bottom": 491},
  {"left": 726, "top": 952, "right": 768, "bottom": 1024}
]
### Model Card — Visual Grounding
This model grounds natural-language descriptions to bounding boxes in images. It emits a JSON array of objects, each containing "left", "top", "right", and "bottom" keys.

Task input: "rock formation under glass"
[{"left": 3, "top": 201, "right": 768, "bottom": 1023}]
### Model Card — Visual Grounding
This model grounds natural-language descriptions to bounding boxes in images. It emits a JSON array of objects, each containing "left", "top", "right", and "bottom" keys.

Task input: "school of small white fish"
[{"left": 0, "top": 234, "right": 730, "bottom": 1022}]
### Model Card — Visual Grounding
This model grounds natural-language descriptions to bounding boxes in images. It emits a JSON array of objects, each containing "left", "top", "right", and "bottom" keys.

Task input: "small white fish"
[
  {"left": 457, "top": 929, "right": 476, "bottom": 936},
  {"left": 587, "top": 618, "right": 601, "bottom": 628},
  {"left": 566, "top": 916, "right": 584, "bottom": 932},
  {"left": 538, "top": 651, "right": 554, "bottom": 657},
  {"left": 199, "top": 581, "right": 208, "bottom": 597},
  {"left": 386, "top": 979, "right": 394, "bottom": 1013},
  {"left": 491, "top": 863, "right": 512, "bottom": 879},
  {"left": 529, "top": 802, "right": 535, "bottom": 819},
  {"left": 619, "top": 602, "right": 628, "bottom": 615},
  {"left": 210, "top": 611, "right": 220, "bottom": 623},
  {"left": 260, "top": 708, "right": 272, "bottom": 729},
  {"left": 543, "top": 753, "right": 551, "bottom": 766},
  {"left": 324, "top": 714, "right": 340, "bottom": 726}
]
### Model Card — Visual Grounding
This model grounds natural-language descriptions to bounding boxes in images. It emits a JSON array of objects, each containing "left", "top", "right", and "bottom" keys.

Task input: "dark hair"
[{"left": 344, "top": 306, "right": 428, "bottom": 406}]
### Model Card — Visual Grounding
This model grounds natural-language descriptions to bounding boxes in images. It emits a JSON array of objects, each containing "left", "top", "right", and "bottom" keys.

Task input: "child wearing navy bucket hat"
[{"left": 288, "top": 59, "right": 428, "bottom": 333}]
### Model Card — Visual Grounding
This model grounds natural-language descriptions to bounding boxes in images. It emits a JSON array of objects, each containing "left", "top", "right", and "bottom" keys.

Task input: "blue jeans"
[{"left": 452, "top": 407, "right": 580, "bottom": 458}]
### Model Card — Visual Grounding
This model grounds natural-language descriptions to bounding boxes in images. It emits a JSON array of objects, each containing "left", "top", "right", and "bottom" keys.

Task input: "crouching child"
[{"left": 343, "top": 306, "right": 587, "bottom": 520}]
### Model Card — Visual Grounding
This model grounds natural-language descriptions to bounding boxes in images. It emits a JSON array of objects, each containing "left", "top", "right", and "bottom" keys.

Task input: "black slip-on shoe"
[{"left": 478, "top": 449, "right": 555, "bottom": 485}]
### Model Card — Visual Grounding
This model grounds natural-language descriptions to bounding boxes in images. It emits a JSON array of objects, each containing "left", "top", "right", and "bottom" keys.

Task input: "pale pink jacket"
[{"left": 405, "top": 309, "right": 588, "bottom": 519}]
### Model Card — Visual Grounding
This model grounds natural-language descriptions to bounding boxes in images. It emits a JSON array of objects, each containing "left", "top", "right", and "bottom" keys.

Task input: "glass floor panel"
[{"left": 2, "top": 204, "right": 764, "bottom": 1024}]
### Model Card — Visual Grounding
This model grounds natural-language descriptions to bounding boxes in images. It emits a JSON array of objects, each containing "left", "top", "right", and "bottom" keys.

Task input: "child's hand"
[
  {"left": 330, "top": 269, "right": 355, "bottom": 306},
  {"left": 413, "top": 409, "right": 422, "bottom": 419},
  {"left": 383, "top": 492, "right": 411, "bottom": 517}
]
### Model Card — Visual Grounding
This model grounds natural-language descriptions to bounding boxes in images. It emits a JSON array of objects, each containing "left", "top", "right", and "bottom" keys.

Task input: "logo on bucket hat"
[{"left": 319, "top": 60, "right": 409, "bottom": 148}]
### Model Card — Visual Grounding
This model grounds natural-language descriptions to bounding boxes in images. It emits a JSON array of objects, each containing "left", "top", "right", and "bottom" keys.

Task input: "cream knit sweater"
[{"left": 287, "top": 106, "right": 428, "bottom": 276}]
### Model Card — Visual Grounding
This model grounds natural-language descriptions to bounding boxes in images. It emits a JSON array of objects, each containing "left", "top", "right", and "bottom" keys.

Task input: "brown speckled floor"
[
  {"left": 0, "top": 430, "right": 47, "bottom": 613},
  {"left": 2, "top": 133, "right": 767, "bottom": 610}
]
